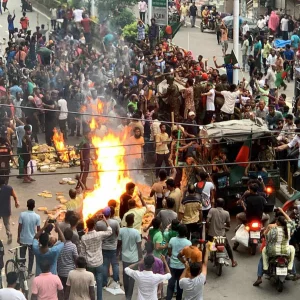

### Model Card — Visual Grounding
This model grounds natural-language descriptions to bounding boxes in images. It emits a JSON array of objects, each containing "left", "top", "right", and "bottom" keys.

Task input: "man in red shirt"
[
  {"left": 20, "top": 12, "right": 29, "bottom": 33},
  {"left": 81, "top": 14, "right": 92, "bottom": 49}
]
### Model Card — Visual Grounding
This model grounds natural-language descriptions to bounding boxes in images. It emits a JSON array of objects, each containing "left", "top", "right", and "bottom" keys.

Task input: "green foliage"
[
  {"left": 122, "top": 21, "right": 148, "bottom": 43},
  {"left": 110, "top": 9, "right": 136, "bottom": 30}
]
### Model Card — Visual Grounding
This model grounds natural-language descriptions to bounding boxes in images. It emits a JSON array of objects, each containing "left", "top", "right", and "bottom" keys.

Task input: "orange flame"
[
  {"left": 52, "top": 128, "right": 69, "bottom": 162},
  {"left": 90, "top": 118, "right": 97, "bottom": 131},
  {"left": 82, "top": 133, "right": 132, "bottom": 221}
]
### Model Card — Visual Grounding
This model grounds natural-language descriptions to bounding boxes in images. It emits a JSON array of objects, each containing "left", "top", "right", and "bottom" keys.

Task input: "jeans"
[
  {"left": 155, "top": 153, "right": 170, "bottom": 177},
  {"left": 87, "top": 264, "right": 104, "bottom": 300},
  {"left": 59, "top": 276, "right": 67, "bottom": 290},
  {"left": 59, "top": 119, "right": 67, "bottom": 141},
  {"left": 257, "top": 256, "right": 297, "bottom": 276},
  {"left": 102, "top": 249, "right": 119, "bottom": 286},
  {"left": 242, "top": 54, "right": 248, "bottom": 70},
  {"left": 20, "top": 244, "right": 34, "bottom": 273},
  {"left": 123, "top": 261, "right": 137, "bottom": 300},
  {"left": 190, "top": 16, "right": 196, "bottom": 27},
  {"left": 140, "top": 11, "right": 146, "bottom": 23},
  {"left": 0, "top": 216, "right": 10, "bottom": 236},
  {"left": 166, "top": 267, "right": 184, "bottom": 300},
  {"left": 185, "top": 222, "right": 199, "bottom": 240}
]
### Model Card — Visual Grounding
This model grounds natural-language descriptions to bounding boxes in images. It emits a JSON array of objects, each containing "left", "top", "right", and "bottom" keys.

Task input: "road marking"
[
  {"left": 33, "top": 7, "right": 51, "bottom": 21},
  {"left": 0, "top": 25, "right": 2, "bottom": 28}
]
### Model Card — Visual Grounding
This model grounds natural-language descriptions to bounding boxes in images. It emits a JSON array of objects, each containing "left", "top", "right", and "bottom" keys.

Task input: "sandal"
[{"left": 232, "top": 261, "right": 238, "bottom": 267}]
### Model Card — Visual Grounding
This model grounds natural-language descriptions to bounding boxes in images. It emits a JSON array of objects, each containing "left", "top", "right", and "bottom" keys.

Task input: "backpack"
[{"left": 195, "top": 181, "right": 211, "bottom": 208}]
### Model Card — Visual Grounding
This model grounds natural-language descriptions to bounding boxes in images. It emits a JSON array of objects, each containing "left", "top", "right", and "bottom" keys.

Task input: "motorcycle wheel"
[
  {"left": 200, "top": 23, "right": 204, "bottom": 32},
  {"left": 233, "top": 242, "right": 239, "bottom": 251},
  {"left": 276, "top": 279, "right": 283, "bottom": 292},
  {"left": 216, "top": 263, "right": 223, "bottom": 276},
  {"left": 250, "top": 244, "right": 257, "bottom": 255}
]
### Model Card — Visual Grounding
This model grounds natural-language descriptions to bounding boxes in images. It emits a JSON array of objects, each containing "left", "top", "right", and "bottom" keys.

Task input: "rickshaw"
[
  {"left": 203, "top": 118, "right": 279, "bottom": 213},
  {"left": 200, "top": 5, "right": 217, "bottom": 33}
]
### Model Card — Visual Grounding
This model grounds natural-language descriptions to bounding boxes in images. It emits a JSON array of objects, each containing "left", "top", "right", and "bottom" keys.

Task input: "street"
[{"left": 0, "top": 2, "right": 298, "bottom": 299}]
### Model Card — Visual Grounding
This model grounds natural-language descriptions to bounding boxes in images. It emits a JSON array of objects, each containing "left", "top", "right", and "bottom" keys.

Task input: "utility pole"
[
  {"left": 91, "top": 0, "right": 95, "bottom": 18},
  {"left": 233, "top": 0, "right": 239, "bottom": 85},
  {"left": 148, "top": 0, "right": 153, "bottom": 25}
]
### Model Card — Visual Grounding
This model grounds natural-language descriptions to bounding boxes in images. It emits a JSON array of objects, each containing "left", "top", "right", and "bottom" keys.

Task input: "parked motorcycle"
[
  {"left": 267, "top": 255, "right": 289, "bottom": 292},
  {"left": 209, "top": 236, "right": 229, "bottom": 276}
]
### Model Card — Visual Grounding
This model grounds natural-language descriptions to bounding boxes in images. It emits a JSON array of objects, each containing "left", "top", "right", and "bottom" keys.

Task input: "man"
[
  {"left": 266, "top": 49, "right": 277, "bottom": 69},
  {"left": 42, "top": 91, "right": 56, "bottom": 146},
  {"left": 0, "top": 179, "right": 19, "bottom": 244},
  {"left": 257, "top": 15, "right": 266, "bottom": 36},
  {"left": 220, "top": 24, "right": 228, "bottom": 56},
  {"left": 180, "top": 2, "right": 189, "bottom": 27},
  {"left": 0, "top": 272, "right": 26, "bottom": 299},
  {"left": 65, "top": 256, "right": 95, "bottom": 300},
  {"left": 78, "top": 130, "right": 91, "bottom": 189},
  {"left": 178, "top": 184, "right": 202, "bottom": 239},
  {"left": 236, "top": 183, "right": 269, "bottom": 226},
  {"left": 283, "top": 44, "right": 295, "bottom": 80},
  {"left": 178, "top": 246, "right": 209, "bottom": 299},
  {"left": 155, "top": 123, "right": 170, "bottom": 178},
  {"left": 127, "top": 127, "right": 144, "bottom": 170},
  {"left": 157, "top": 197, "right": 177, "bottom": 231},
  {"left": 189, "top": 2, "right": 198, "bottom": 28},
  {"left": 33, "top": 219, "right": 65, "bottom": 275},
  {"left": 121, "top": 198, "right": 147, "bottom": 233},
  {"left": 178, "top": 232, "right": 203, "bottom": 277},
  {"left": 212, "top": 162, "right": 230, "bottom": 199},
  {"left": 266, "top": 105, "right": 283, "bottom": 130},
  {"left": 31, "top": 261, "right": 64, "bottom": 300},
  {"left": 138, "top": 0, "right": 147, "bottom": 23},
  {"left": 256, "top": 100, "right": 268, "bottom": 120},
  {"left": 149, "top": 18, "right": 159, "bottom": 50},
  {"left": 219, "top": 84, "right": 241, "bottom": 121},
  {"left": 242, "top": 21, "right": 249, "bottom": 36},
  {"left": 281, "top": 14, "right": 289, "bottom": 40},
  {"left": 150, "top": 112, "right": 161, "bottom": 144},
  {"left": 20, "top": 12, "right": 29, "bottom": 32},
  {"left": 120, "top": 182, "right": 136, "bottom": 219},
  {"left": 124, "top": 255, "right": 171, "bottom": 299},
  {"left": 57, "top": 93, "right": 68, "bottom": 141},
  {"left": 96, "top": 206, "right": 120, "bottom": 288},
  {"left": 207, "top": 198, "right": 237, "bottom": 267},
  {"left": 80, "top": 217, "right": 112, "bottom": 300},
  {"left": 265, "top": 64, "right": 276, "bottom": 96},
  {"left": 118, "top": 214, "right": 143, "bottom": 300},
  {"left": 69, "top": 86, "right": 84, "bottom": 137},
  {"left": 57, "top": 228, "right": 78, "bottom": 289},
  {"left": 166, "top": 178, "right": 182, "bottom": 213},
  {"left": 18, "top": 199, "right": 40, "bottom": 277},
  {"left": 277, "top": 114, "right": 296, "bottom": 144},
  {"left": 184, "top": 111, "right": 199, "bottom": 137},
  {"left": 81, "top": 14, "right": 92, "bottom": 46},
  {"left": 50, "top": 7, "right": 57, "bottom": 30},
  {"left": 241, "top": 35, "right": 249, "bottom": 71}
]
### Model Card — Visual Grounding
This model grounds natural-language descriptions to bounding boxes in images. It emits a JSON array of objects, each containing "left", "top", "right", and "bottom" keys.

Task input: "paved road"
[{"left": 0, "top": 3, "right": 298, "bottom": 299}]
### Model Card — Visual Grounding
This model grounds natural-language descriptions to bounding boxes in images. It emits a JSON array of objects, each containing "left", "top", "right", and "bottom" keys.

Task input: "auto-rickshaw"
[{"left": 200, "top": 5, "right": 217, "bottom": 33}]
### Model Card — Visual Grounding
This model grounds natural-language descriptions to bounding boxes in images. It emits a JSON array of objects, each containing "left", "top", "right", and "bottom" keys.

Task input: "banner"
[{"left": 152, "top": 0, "right": 168, "bottom": 26}]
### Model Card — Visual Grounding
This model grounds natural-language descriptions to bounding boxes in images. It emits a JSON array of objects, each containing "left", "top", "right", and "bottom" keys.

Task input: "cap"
[
  {"left": 201, "top": 73, "right": 208, "bottom": 80},
  {"left": 188, "top": 111, "right": 195, "bottom": 116},
  {"left": 103, "top": 207, "right": 111, "bottom": 217}
]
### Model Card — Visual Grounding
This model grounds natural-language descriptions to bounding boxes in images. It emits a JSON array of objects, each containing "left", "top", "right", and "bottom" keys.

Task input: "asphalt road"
[{"left": 0, "top": 3, "right": 298, "bottom": 299}]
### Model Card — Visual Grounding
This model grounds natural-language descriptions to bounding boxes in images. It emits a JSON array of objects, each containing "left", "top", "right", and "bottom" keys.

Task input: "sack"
[
  {"left": 27, "top": 160, "right": 37, "bottom": 175},
  {"left": 195, "top": 181, "right": 211, "bottom": 208},
  {"left": 180, "top": 15, "right": 185, "bottom": 22},
  {"left": 232, "top": 224, "right": 249, "bottom": 247}
]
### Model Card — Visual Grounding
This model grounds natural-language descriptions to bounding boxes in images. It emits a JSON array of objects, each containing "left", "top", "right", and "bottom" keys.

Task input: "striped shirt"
[
  {"left": 57, "top": 241, "right": 78, "bottom": 278},
  {"left": 80, "top": 228, "right": 112, "bottom": 267}
]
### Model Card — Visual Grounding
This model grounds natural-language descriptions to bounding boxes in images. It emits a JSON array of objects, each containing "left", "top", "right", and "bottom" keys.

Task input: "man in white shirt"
[
  {"left": 73, "top": 8, "right": 84, "bottom": 23},
  {"left": 242, "top": 21, "right": 249, "bottom": 35},
  {"left": 277, "top": 114, "right": 296, "bottom": 144},
  {"left": 0, "top": 272, "right": 26, "bottom": 299},
  {"left": 50, "top": 8, "right": 57, "bottom": 30},
  {"left": 219, "top": 84, "right": 240, "bottom": 121},
  {"left": 124, "top": 254, "right": 171, "bottom": 300},
  {"left": 265, "top": 64, "right": 276, "bottom": 95},
  {"left": 179, "top": 242, "right": 209, "bottom": 300},
  {"left": 281, "top": 15, "right": 289, "bottom": 40},
  {"left": 57, "top": 97, "right": 68, "bottom": 141},
  {"left": 266, "top": 49, "right": 277, "bottom": 70},
  {"left": 150, "top": 112, "right": 161, "bottom": 142},
  {"left": 138, "top": 0, "right": 147, "bottom": 23},
  {"left": 202, "top": 82, "right": 215, "bottom": 124},
  {"left": 257, "top": 15, "right": 266, "bottom": 30}
]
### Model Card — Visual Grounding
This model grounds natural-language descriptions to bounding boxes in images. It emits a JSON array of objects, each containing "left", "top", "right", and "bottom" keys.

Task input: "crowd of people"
[{"left": 0, "top": 1, "right": 299, "bottom": 300}]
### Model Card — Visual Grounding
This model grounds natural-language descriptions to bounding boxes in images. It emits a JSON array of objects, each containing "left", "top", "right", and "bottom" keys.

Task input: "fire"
[
  {"left": 90, "top": 118, "right": 97, "bottom": 131},
  {"left": 82, "top": 133, "right": 132, "bottom": 221},
  {"left": 53, "top": 128, "right": 69, "bottom": 162}
]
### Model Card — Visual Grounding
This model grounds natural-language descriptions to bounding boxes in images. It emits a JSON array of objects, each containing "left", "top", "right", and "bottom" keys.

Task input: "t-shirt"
[
  {"left": 124, "top": 268, "right": 171, "bottom": 300},
  {"left": 19, "top": 211, "right": 41, "bottom": 245},
  {"left": 0, "top": 288, "right": 26, "bottom": 299},
  {"left": 291, "top": 34, "right": 300, "bottom": 48},
  {"left": 157, "top": 209, "right": 177, "bottom": 231},
  {"left": 245, "top": 194, "right": 267, "bottom": 222},
  {"left": 119, "top": 227, "right": 141, "bottom": 263},
  {"left": 194, "top": 181, "right": 215, "bottom": 211},
  {"left": 284, "top": 49, "right": 294, "bottom": 61},
  {"left": 0, "top": 185, "right": 13, "bottom": 217},
  {"left": 73, "top": 9, "right": 83, "bottom": 22},
  {"left": 121, "top": 207, "right": 147, "bottom": 233},
  {"left": 31, "top": 272, "right": 63, "bottom": 299},
  {"left": 221, "top": 91, "right": 240, "bottom": 114},
  {"left": 66, "top": 268, "right": 95, "bottom": 299},
  {"left": 153, "top": 231, "right": 166, "bottom": 258},
  {"left": 20, "top": 17, "right": 29, "bottom": 29},
  {"left": 206, "top": 89, "right": 215, "bottom": 111},
  {"left": 179, "top": 195, "right": 202, "bottom": 224},
  {"left": 207, "top": 207, "right": 230, "bottom": 237},
  {"left": 179, "top": 273, "right": 206, "bottom": 300},
  {"left": 96, "top": 218, "right": 120, "bottom": 250},
  {"left": 81, "top": 18, "right": 91, "bottom": 33},
  {"left": 57, "top": 99, "right": 68, "bottom": 120},
  {"left": 281, "top": 18, "right": 289, "bottom": 31},
  {"left": 212, "top": 172, "right": 229, "bottom": 198},
  {"left": 127, "top": 136, "right": 144, "bottom": 159},
  {"left": 32, "top": 239, "right": 64, "bottom": 275},
  {"left": 180, "top": 245, "right": 202, "bottom": 264},
  {"left": 169, "top": 237, "right": 191, "bottom": 269}
]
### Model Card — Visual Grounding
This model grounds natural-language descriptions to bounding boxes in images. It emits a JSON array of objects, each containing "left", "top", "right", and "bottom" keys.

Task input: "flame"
[
  {"left": 52, "top": 128, "right": 69, "bottom": 162},
  {"left": 90, "top": 118, "right": 97, "bottom": 131},
  {"left": 82, "top": 132, "right": 132, "bottom": 221}
]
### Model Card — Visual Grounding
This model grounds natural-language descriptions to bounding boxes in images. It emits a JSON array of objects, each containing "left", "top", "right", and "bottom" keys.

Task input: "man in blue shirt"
[
  {"left": 291, "top": 31, "right": 300, "bottom": 50},
  {"left": 32, "top": 218, "right": 65, "bottom": 276},
  {"left": 18, "top": 199, "right": 41, "bottom": 277},
  {"left": 283, "top": 44, "right": 295, "bottom": 80},
  {"left": 9, "top": 79, "right": 23, "bottom": 98}
]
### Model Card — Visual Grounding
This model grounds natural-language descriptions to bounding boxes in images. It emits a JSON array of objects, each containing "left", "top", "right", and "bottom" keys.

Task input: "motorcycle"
[
  {"left": 21, "top": 0, "right": 33, "bottom": 12},
  {"left": 200, "top": 16, "right": 216, "bottom": 32},
  {"left": 267, "top": 255, "right": 289, "bottom": 292},
  {"left": 233, "top": 220, "right": 263, "bottom": 255},
  {"left": 209, "top": 236, "right": 229, "bottom": 276}
]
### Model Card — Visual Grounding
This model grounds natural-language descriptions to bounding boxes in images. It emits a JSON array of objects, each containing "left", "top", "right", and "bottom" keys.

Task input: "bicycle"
[{"left": 5, "top": 246, "right": 29, "bottom": 299}]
